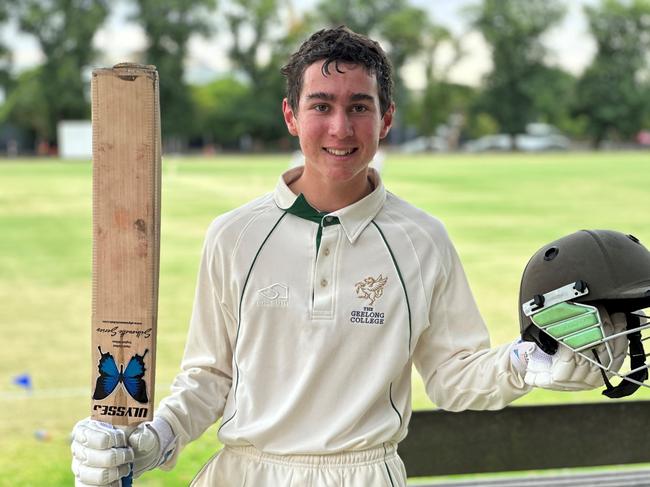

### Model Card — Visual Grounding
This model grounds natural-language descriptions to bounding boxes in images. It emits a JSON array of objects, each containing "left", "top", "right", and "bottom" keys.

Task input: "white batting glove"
[
  {"left": 510, "top": 339, "right": 603, "bottom": 391},
  {"left": 71, "top": 417, "right": 176, "bottom": 486},
  {"left": 71, "top": 420, "right": 132, "bottom": 487},
  {"left": 128, "top": 418, "right": 176, "bottom": 477}
]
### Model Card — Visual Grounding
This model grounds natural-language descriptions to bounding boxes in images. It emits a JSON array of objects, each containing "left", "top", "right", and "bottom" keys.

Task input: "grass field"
[{"left": 1, "top": 151, "right": 649, "bottom": 486}]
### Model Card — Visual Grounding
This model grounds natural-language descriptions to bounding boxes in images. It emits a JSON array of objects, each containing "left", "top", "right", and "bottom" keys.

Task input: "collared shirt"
[{"left": 157, "top": 167, "right": 529, "bottom": 459}]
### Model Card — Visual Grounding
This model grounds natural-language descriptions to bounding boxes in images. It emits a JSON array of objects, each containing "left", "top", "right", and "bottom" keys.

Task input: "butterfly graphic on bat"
[{"left": 92, "top": 347, "right": 149, "bottom": 404}]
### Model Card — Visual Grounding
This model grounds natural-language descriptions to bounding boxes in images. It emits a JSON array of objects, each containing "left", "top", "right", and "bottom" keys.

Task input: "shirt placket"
[{"left": 312, "top": 217, "right": 341, "bottom": 320}]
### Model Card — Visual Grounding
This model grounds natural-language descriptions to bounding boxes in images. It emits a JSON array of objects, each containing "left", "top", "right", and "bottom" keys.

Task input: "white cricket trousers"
[{"left": 190, "top": 442, "right": 407, "bottom": 487}]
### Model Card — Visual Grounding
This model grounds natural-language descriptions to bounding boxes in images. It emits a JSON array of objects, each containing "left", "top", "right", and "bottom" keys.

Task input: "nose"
[{"left": 328, "top": 110, "right": 354, "bottom": 139}]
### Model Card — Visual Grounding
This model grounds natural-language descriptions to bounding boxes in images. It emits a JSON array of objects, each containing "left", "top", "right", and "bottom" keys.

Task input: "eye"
[
  {"left": 350, "top": 104, "right": 369, "bottom": 113},
  {"left": 313, "top": 104, "right": 329, "bottom": 112}
]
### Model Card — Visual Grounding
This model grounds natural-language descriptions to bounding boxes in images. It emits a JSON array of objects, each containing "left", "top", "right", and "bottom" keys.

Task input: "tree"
[
  {"left": 526, "top": 66, "right": 582, "bottom": 137},
  {"left": 219, "top": 0, "right": 311, "bottom": 147},
  {"left": 13, "top": 0, "right": 109, "bottom": 144},
  {"left": 468, "top": 0, "right": 566, "bottom": 147},
  {"left": 377, "top": 7, "right": 432, "bottom": 142},
  {"left": 192, "top": 76, "right": 249, "bottom": 149},
  {"left": 575, "top": 0, "right": 650, "bottom": 147},
  {"left": 407, "top": 23, "right": 466, "bottom": 138},
  {"left": 225, "top": 0, "right": 278, "bottom": 86},
  {"left": 0, "top": 67, "right": 50, "bottom": 143},
  {"left": 0, "top": 0, "right": 11, "bottom": 91},
  {"left": 131, "top": 0, "right": 217, "bottom": 146}
]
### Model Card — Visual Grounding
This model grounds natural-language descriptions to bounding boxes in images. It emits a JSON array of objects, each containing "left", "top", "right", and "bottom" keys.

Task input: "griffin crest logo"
[{"left": 355, "top": 274, "right": 388, "bottom": 306}]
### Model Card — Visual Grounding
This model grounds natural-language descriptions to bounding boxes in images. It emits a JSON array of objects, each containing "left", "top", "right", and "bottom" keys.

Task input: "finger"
[
  {"left": 584, "top": 361, "right": 604, "bottom": 387},
  {"left": 552, "top": 359, "right": 582, "bottom": 382},
  {"left": 552, "top": 346, "right": 588, "bottom": 382},
  {"left": 128, "top": 424, "right": 158, "bottom": 455},
  {"left": 71, "top": 441, "right": 134, "bottom": 467},
  {"left": 552, "top": 360, "right": 602, "bottom": 389},
  {"left": 525, "top": 370, "right": 551, "bottom": 388},
  {"left": 73, "top": 421, "right": 128, "bottom": 450},
  {"left": 72, "top": 457, "right": 131, "bottom": 485},
  {"left": 553, "top": 358, "right": 595, "bottom": 384}
]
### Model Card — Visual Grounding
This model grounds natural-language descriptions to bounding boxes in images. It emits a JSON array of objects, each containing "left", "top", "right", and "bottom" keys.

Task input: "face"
[{"left": 282, "top": 61, "right": 394, "bottom": 186}]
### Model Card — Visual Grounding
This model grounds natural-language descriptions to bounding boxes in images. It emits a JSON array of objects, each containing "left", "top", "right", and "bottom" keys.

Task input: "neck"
[{"left": 289, "top": 167, "right": 372, "bottom": 212}]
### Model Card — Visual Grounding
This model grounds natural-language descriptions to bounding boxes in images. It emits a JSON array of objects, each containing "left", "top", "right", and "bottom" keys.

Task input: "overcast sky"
[{"left": 2, "top": 0, "right": 598, "bottom": 88}]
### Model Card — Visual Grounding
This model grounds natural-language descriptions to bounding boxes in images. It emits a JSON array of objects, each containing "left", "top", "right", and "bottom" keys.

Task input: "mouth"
[{"left": 323, "top": 147, "right": 358, "bottom": 157}]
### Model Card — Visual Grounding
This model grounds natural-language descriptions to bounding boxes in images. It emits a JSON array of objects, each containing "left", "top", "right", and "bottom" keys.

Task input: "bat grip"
[
  {"left": 121, "top": 470, "right": 133, "bottom": 487},
  {"left": 115, "top": 424, "right": 135, "bottom": 486}
]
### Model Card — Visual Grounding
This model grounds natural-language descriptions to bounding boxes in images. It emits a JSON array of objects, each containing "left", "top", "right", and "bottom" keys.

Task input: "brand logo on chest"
[
  {"left": 350, "top": 274, "right": 387, "bottom": 325},
  {"left": 256, "top": 283, "right": 289, "bottom": 307}
]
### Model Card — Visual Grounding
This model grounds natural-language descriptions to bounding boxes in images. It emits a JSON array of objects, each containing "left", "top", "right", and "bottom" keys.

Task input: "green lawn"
[{"left": 1, "top": 152, "right": 649, "bottom": 486}]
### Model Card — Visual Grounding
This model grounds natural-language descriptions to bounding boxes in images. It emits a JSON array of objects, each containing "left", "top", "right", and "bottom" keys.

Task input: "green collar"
[{"left": 285, "top": 194, "right": 340, "bottom": 227}]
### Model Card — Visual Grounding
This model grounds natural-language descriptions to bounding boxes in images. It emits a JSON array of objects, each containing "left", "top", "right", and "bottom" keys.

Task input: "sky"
[{"left": 1, "top": 0, "right": 598, "bottom": 89}]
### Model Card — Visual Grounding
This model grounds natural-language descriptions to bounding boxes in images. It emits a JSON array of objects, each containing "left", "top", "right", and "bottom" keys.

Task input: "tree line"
[{"left": 0, "top": 0, "right": 649, "bottom": 154}]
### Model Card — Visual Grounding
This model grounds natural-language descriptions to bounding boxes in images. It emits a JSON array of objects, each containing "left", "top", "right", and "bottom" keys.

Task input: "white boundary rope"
[{"left": 0, "top": 384, "right": 170, "bottom": 401}]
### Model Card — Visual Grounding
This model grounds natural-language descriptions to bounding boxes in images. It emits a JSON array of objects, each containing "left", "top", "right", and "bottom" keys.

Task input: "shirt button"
[
  {"left": 320, "top": 279, "right": 328, "bottom": 287},
  {"left": 324, "top": 216, "right": 333, "bottom": 223},
  {"left": 323, "top": 247, "right": 330, "bottom": 256}
]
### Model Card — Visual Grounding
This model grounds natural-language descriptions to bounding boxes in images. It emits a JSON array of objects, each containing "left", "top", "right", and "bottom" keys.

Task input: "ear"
[
  {"left": 379, "top": 103, "right": 395, "bottom": 139},
  {"left": 282, "top": 98, "right": 299, "bottom": 136}
]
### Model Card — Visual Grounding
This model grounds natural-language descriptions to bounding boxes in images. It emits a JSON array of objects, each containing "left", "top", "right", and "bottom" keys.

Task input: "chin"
[{"left": 325, "top": 166, "right": 368, "bottom": 182}]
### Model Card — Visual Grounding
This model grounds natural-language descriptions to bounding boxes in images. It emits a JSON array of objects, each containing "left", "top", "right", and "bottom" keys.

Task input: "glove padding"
[
  {"left": 71, "top": 420, "right": 135, "bottom": 487},
  {"left": 71, "top": 417, "right": 173, "bottom": 486},
  {"left": 525, "top": 343, "right": 603, "bottom": 391},
  {"left": 511, "top": 307, "right": 628, "bottom": 391}
]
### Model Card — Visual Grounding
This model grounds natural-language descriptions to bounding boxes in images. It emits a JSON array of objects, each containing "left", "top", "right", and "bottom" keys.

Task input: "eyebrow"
[{"left": 305, "top": 92, "right": 375, "bottom": 103}]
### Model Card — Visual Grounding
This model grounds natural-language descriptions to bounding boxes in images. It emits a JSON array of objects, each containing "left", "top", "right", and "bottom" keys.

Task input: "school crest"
[{"left": 354, "top": 274, "right": 388, "bottom": 306}]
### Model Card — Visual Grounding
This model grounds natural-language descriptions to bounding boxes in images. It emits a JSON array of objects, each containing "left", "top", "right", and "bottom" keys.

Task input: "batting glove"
[
  {"left": 510, "top": 339, "right": 604, "bottom": 391},
  {"left": 511, "top": 307, "right": 629, "bottom": 391},
  {"left": 71, "top": 417, "right": 176, "bottom": 486}
]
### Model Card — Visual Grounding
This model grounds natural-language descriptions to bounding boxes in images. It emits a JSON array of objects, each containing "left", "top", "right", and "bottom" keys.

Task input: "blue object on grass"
[{"left": 13, "top": 373, "right": 32, "bottom": 391}]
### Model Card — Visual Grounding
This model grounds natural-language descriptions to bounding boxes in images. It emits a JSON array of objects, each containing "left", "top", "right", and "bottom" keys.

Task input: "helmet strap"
[{"left": 596, "top": 314, "right": 648, "bottom": 399}]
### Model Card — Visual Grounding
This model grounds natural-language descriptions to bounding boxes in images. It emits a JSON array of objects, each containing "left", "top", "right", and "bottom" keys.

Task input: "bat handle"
[
  {"left": 115, "top": 424, "right": 135, "bottom": 486},
  {"left": 121, "top": 469, "right": 133, "bottom": 487}
]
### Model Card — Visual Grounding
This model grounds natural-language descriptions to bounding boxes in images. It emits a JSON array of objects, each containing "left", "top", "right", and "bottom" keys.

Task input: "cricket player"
[{"left": 71, "top": 26, "right": 604, "bottom": 486}]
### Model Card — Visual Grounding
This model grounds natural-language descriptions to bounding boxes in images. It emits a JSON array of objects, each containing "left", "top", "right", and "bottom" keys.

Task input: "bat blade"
[{"left": 90, "top": 63, "right": 161, "bottom": 429}]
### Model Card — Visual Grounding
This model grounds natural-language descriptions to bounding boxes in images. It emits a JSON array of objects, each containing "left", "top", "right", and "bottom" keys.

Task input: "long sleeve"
[
  {"left": 156, "top": 220, "right": 237, "bottom": 467},
  {"left": 412, "top": 232, "right": 531, "bottom": 412}
]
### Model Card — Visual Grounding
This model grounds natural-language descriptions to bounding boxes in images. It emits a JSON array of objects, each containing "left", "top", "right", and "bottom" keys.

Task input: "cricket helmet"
[{"left": 519, "top": 229, "right": 650, "bottom": 398}]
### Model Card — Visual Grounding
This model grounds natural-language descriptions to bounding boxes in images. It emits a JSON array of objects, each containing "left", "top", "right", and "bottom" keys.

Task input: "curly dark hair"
[{"left": 281, "top": 26, "right": 394, "bottom": 116}]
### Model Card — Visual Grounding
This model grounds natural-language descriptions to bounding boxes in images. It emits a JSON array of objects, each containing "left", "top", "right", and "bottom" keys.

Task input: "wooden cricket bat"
[{"left": 90, "top": 63, "right": 161, "bottom": 439}]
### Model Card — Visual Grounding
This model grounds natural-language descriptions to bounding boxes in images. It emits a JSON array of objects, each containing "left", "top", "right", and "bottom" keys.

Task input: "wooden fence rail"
[{"left": 399, "top": 401, "right": 650, "bottom": 478}]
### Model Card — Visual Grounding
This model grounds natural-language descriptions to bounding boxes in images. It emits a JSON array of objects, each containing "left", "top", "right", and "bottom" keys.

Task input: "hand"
[
  {"left": 511, "top": 307, "right": 628, "bottom": 391},
  {"left": 71, "top": 417, "right": 174, "bottom": 486},
  {"left": 71, "top": 419, "right": 134, "bottom": 487},
  {"left": 523, "top": 343, "right": 603, "bottom": 391},
  {"left": 511, "top": 336, "right": 627, "bottom": 391}
]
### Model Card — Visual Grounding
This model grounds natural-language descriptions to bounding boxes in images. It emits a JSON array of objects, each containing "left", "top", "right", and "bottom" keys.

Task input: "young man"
[{"left": 72, "top": 26, "right": 602, "bottom": 487}]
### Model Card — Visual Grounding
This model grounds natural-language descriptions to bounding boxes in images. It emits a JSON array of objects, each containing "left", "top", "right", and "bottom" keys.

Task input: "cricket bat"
[{"left": 90, "top": 63, "right": 161, "bottom": 485}]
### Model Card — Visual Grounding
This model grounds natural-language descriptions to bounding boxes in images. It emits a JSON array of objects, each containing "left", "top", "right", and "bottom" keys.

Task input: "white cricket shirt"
[{"left": 157, "top": 167, "right": 529, "bottom": 461}]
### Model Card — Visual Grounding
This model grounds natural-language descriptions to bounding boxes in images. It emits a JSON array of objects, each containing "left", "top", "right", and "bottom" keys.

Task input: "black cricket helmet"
[{"left": 519, "top": 230, "right": 650, "bottom": 398}]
